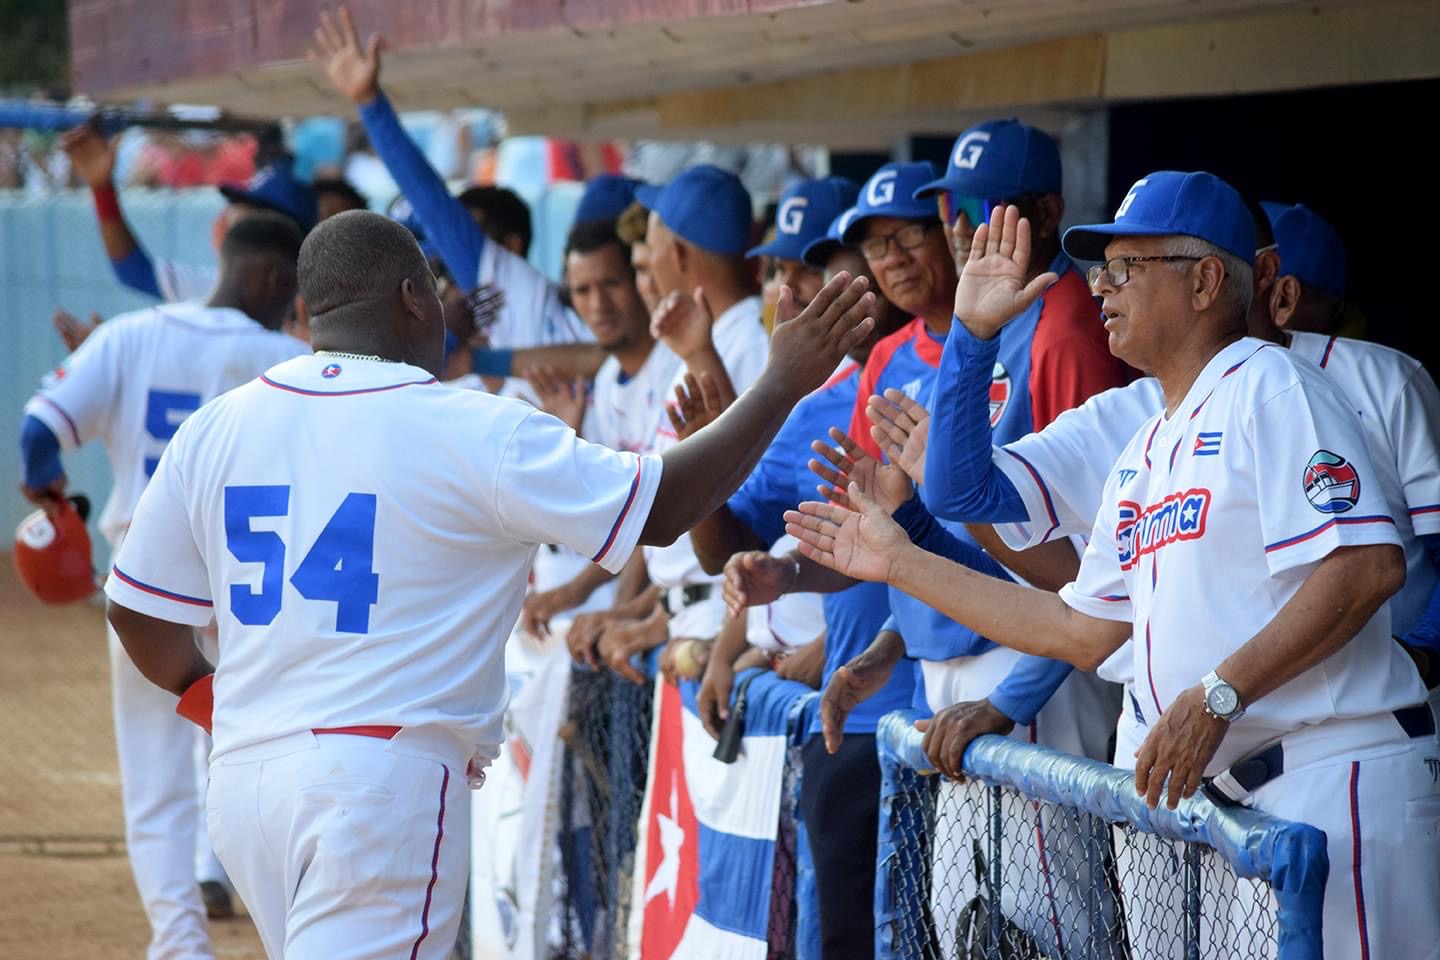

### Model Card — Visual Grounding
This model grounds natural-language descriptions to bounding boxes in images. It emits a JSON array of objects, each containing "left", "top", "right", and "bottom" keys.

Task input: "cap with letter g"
[
  {"left": 1261, "top": 202, "right": 1348, "bottom": 299},
  {"left": 840, "top": 161, "right": 940, "bottom": 243},
  {"left": 1062, "top": 171, "right": 1256, "bottom": 263},
  {"left": 914, "top": 118, "right": 1062, "bottom": 202},
  {"left": 748, "top": 176, "right": 860, "bottom": 261},
  {"left": 635, "top": 164, "right": 754, "bottom": 256}
]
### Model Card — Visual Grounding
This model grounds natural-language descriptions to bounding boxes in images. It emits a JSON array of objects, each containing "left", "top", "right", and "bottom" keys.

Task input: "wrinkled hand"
[
  {"left": 52, "top": 308, "right": 102, "bottom": 353},
  {"left": 651, "top": 287, "right": 716, "bottom": 362},
  {"left": 917, "top": 699, "right": 1015, "bottom": 781},
  {"left": 775, "top": 636, "right": 825, "bottom": 689},
  {"left": 60, "top": 126, "right": 116, "bottom": 188},
  {"left": 765, "top": 273, "right": 876, "bottom": 399},
  {"left": 697, "top": 651, "right": 736, "bottom": 740},
  {"left": 867, "top": 389, "right": 930, "bottom": 486},
  {"left": 20, "top": 475, "right": 68, "bottom": 519},
  {"left": 784, "top": 483, "right": 908, "bottom": 584},
  {"left": 1133, "top": 685, "right": 1229, "bottom": 810},
  {"left": 808, "top": 426, "right": 912, "bottom": 514},
  {"left": 819, "top": 631, "right": 904, "bottom": 753},
  {"left": 660, "top": 636, "right": 711, "bottom": 685},
  {"left": 598, "top": 604, "right": 669, "bottom": 685},
  {"left": 722, "top": 550, "right": 799, "bottom": 619},
  {"left": 309, "top": 5, "right": 382, "bottom": 105},
  {"left": 524, "top": 364, "right": 587, "bottom": 431},
  {"left": 665, "top": 371, "right": 727, "bottom": 441},
  {"left": 952, "top": 205, "right": 1058, "bottom": 340},
  {"left": 521, "top": 580, "right": 585, "bottom": 639},
  {"left": 566, "top": 608, "right": 616, "bottom": 669}
]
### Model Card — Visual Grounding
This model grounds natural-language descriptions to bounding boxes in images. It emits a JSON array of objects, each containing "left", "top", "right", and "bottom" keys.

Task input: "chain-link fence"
[{"left": 874, "top": 710, "right": 1327, "bottom": 960}]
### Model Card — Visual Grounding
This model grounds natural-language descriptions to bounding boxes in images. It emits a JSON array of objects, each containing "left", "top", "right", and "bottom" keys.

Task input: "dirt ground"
[{"left": 0, "top": 555, "right": 266, "bottom": 957}]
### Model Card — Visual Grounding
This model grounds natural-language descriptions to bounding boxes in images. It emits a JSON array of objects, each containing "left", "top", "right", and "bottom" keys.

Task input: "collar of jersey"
[
  {"left": 157, "top": 302, "right": 263, "bottom": 331},
  {"left": 1166, "top": 336, "right": 1271, "bottom": 424},
  {"left": 261, "top": 354, "right": 439, "bottom": 396}
]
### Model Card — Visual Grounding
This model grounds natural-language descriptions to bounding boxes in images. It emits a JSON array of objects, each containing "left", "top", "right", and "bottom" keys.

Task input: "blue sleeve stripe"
[
  {"left": 111, "top": 565, "right": 213, "bottom": 608},
  {"left": 592, "top": 461, "right": 644, "bottom": 563},
  {"left": 998, "top": 447, "right": 1060, "bottom": 540},
  {"left": 1263, "top": 515, "right": 1395, "bottom": 553}
]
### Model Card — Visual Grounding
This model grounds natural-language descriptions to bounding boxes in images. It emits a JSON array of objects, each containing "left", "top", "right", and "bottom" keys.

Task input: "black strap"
[{"left": 1396, "top": 703, "right": 1437, "bottom": 739}]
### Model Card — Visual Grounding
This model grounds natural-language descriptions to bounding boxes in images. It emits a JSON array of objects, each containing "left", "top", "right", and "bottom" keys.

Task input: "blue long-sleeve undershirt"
[
  {"left": 356, "top": 93, "right": 486, "bottom": 295},
  {"left": 110, "top": 246, "right": 162, "bottom": 300},
  {"left": 892, "top": 494, "right": 1072, "bottom": 724},
  {"left": 1402, "top": 535, "right": 1440, "bottom": 657},
  {"left": 922, "top": 320, "right": 1027, "bottom": 523},
  {"left": 20, "top": 415, "right": 62, "bottom": 490}
]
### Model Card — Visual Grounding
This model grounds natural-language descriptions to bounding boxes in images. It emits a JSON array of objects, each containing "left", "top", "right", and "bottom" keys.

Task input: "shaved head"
[{"left": 298, "top": 210, "right": 432, "bottom": 318}]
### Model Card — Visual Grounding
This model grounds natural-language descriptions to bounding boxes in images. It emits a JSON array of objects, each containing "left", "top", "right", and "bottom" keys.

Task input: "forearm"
[
  {"left": 89, "top": 183, "right": 140, "bottom": 262},
  {"left": 646, "top": 375, "right": 800, "bottom": 544},
  {"left": 888, "top": 543, "right": 1124, "bottom": 668},
  {"left": 678, "top": 343, "right": 738, "bottom": 407},
  {"left": 923, "top": 324, "right": 1027, "bottom": 522},
  {"left": 613, "top": 551, "right": 652, "bottom": 605},
  {"left": 1217, "top": 544, "right": 1405, "bottom": 706},
  {"left": 106, "top": 601, "right": 212, "bottom": 697},
  {"left": 691, "top": 505, "right": 765, "bottom": 576},
  {"left": 893, "top": 496, "right": 1011, "bottom": 582},
  {"left": 795, "top": 553, "right": 858, "bottom": 594},
  {"left": 356, "top": 92, "right": 485, "bottom": 290},
  {"left": 565, "top": 563, "right": 616, "bottom": 603},
  {"left": 509, "top": 344, "right": 607, "bottom": 379},
  {"left": 988, "top": 656, "right": 1074, "bottom": 726},
  {"left": 712, "top": 610, "right": 752, "bottom": 670},
  {"left": 966, "top": 523, "right": 1079, "bottom": 592}
]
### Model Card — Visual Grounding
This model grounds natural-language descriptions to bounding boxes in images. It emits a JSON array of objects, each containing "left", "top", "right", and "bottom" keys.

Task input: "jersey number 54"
[{"left": 224, "top": 486, "right": 379, "bottom": 634}]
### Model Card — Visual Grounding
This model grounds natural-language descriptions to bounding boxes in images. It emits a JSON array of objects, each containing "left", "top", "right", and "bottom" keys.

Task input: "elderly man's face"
[
  {"left": 860, "top": 216, "right": 954, "bottom": 319},
  {"left": 1093, "top": 235, "right": 1196, "bottom": 371}
]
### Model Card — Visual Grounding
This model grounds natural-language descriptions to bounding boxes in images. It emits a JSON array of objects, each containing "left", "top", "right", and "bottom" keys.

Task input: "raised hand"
[
  {"left": 60, "top": 126, "right": 116, "bottom": 189},
  {"left": 52, "top": 308, "right": 103, "bottom": 354},
  {"left": 524, "top": 364, "right": 586, "bottom": 432},
  {"left": 866, "top": 389, "right": 930, "bottom": 486},
  {"left": 952, "top": 204, "right": 1058, "bottom": 341},
  {"left": 665, "top": 371, "right": 727, "bottom": 441},
  {"left": 765, "top": 274, "right": 876, "bottom": 399},
  {"left": 309, "top": 5, "right": 382, "bottom": 105},
  {"left": 784, "top": 483, "right": 907, "bottom": 583},
  {"left": 650, "top": 287, "right": 716, "bottom": 363},
  {"left": 808, "top": 427, "right": 913, "bottom": 514},
  {"left": 722, "top": 549, "right": 798, "bottom": 619}
]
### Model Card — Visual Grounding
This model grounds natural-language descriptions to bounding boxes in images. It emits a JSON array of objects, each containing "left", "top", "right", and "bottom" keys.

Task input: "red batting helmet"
[{"left": 14, "top": 495, "right": 97, "bottom": 605}]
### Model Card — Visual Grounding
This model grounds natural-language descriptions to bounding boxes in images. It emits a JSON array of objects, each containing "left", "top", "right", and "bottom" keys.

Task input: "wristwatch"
[{"left": 1200, "top": 670, "right": 1245, "bottom": 722}]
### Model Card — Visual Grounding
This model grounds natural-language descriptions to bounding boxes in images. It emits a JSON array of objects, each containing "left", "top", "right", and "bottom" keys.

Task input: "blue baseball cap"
[
  {"left": 747, "top": 176, "right": 860, "bottom": 261},
  {"left": 841, "top": 162, "right": 941, "bottom": 244},
  {"left": 574, "top": 174, "right": 642, "bottom": 225},
  {"left": 914, "top": 119, "right": 1063, "bottom": 202},
  {"left": 801, "top": 207, "right": 862, "bottom": 268},
  {"left": 1260, "top": 202, "right": 1347, "bottom": 299},
  {"left": 1062, "top": 171, "right": 1255, "bottom": 263},
  {"left": 635, "top": 164, "right": 753, "bottom": 256},
  {"left": 219, "top": 157, "right": 318, "bottom": 233},
  {"left": 386, "top": 196, "right": 440, "bottom": 261}
]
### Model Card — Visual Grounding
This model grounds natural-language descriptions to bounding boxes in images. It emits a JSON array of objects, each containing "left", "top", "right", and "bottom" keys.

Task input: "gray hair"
[{"left": 1162, "top": 235, "right": 1253, "bottom": 325}]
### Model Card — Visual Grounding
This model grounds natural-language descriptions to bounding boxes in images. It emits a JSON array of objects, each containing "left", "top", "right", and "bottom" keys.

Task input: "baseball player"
[
  {"left": 100, "top": 209, "right": 875, "bottom": 958},
  {"left": 312, "top": 8, "right": 597, "bottom": 381},
  {"left": 786, "top": 177, "right": 1440, "bottom": 960},
  {"left": 62, "top": 125, "right": 320, "bottom": 303},
  {"left": 18, "top": 212, "right": 310, "bottom": 960}
]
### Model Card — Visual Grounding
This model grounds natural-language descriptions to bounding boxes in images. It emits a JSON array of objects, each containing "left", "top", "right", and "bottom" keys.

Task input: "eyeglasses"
[
  {"left": 860, "top": 222, "right": 936, "bottom": 261},
  {"left": 1086, "top": 255, "right": 1201, "bottom": 294}
]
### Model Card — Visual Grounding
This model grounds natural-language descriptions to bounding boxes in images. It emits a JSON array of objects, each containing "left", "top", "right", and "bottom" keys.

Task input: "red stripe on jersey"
[
  {"left": 1263, "top": 515, "right": 1395, "bottom": 553},
  {"left": 592, "top": 461, "right": 644, "bottom": 564},
  {"left": 111, "top": 565, "right": 213, "bottom": 607},
  {"left": 1320, "top": 336, "right": 1338, "bottom": 369},
  {"left": 259, "top": 374, "right": 438, "bottom": 397}
]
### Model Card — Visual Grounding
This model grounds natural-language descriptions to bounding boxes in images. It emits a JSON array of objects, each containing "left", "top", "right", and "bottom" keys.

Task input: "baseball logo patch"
[
  {"left": 988, "top": 361, "right": 1011, "bottom": 427},
  {"left": 321, "top": 363, "right": 342, "bottom": 379},
  {"left": 1303, "top": 450, "right": 1360, "bottom": 514}
]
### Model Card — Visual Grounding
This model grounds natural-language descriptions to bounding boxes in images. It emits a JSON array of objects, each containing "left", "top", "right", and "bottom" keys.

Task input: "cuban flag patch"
[
  {"left": 1193, "top": 432, "right": 1222, "bottom": 456},
  {"left": 1303, "top": 450, "right": 1361, "bottom": 514}
]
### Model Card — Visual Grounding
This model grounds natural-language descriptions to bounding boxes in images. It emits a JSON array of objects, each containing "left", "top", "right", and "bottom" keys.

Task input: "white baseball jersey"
[
  {"left": 1059, "top": 338, "right": 1427, "bottom": 771},
  {"left": 588, "top": 343, "right": 684, "bottom": 453},
  {"left": 24, "top": 302, "right": 308, "bottom": 545},
  {"left": 104, "top": 354, "right": 663, "bottom": 764},
  {"left": 474, "top": 241, "right": 592, "bottom": 350},
  {"left": 644, "top": 295, "right": 769, "bottom": 591}
]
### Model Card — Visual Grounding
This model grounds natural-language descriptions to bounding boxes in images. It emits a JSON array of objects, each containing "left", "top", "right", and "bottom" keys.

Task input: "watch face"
[{"left": 1208, "top": 684, "right": 1239, "bottom": 717}]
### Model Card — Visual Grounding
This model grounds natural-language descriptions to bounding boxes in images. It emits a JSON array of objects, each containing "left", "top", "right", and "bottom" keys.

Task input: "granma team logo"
[
  {"left": 1303, "top": 450, "right": 1360, "bottom": 514},
  {"left": 988, "top": 361, "right": 1011, "bottom": 427}
]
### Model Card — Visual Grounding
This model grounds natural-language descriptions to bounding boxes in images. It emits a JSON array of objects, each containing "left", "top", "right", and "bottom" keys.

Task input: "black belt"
[
  {"left": 1202, "top": 704, "right": 1436, "bottom": 807},
  {"left": 664, "top": 583, "right": 713, "bottom": 614}
]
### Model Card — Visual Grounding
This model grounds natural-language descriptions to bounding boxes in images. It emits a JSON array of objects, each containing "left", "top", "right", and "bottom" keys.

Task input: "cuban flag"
[{"left": 632, "top": 672, "right": 806, "bottom": 959}]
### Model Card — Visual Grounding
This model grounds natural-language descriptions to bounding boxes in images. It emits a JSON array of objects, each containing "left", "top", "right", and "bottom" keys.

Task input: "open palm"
[
  {"left": 952, "top": 205, "right": 1058, "bottom": 340},
  {"left": 784, "top": 484, "right": 907, "bottom": 583},
  {"left": 310, "top": 6, "right": 382, "bottom": 105},
  {"left": 809, "top": 427, "right": 912, "bottom": 514},
  {"left": 867, "top": 389, "right": 930, "bottom": 486}
]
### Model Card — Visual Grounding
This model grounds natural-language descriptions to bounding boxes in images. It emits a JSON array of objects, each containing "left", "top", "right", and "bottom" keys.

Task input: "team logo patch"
[
  {"left": 988, "top": 361, "right": 1011, "bottom": 427},
  {"left": 1303, "top": 450, "right": 1360, "bottom": 514},
  {"left": 1116, "top": 488, "right": 1212, "bottom": 570},
  {"left": 321, "top": 363, "right": 342, "bottom": 379}
]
